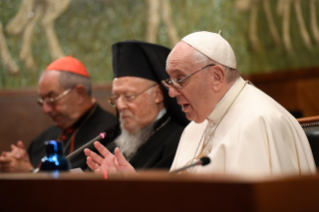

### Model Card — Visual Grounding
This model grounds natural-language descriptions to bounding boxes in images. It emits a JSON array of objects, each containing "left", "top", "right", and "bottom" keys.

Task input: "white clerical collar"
[
  {"left": 206, "top": 77, "right": 246, "bottom": 124},
  {"left": 155, "top": 108, "right": 167, "bottom": 121}
]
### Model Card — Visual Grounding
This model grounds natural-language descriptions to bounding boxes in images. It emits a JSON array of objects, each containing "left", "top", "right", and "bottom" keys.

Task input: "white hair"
[
  {"left": 59, "top": 71, "right": 92, "bottom": 96},
  {"left": 39, "top": 70, "right": 92, "bottom": 96},
  {"left": 192, "top": 49, "right": 211, "bottom": 65},
  {"left": 192, "top": 49, "right": 240, "bottom": 83}
]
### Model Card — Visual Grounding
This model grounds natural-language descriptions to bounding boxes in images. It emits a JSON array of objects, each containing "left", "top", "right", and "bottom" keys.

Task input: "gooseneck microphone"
[
  {"left": 66, "top": 132, "right": 106, "bottom": 160},
  {"left": 170, "top": 157, "right": 211, "bottom": 174}
]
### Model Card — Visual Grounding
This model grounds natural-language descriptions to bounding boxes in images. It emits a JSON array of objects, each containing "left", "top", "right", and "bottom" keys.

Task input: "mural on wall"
[
  {"left": 1, "top": 0, "right": 319, "bottom": 89},
  {"left": 1, "top": 0, "right": 71, "bottom": 74},
  {"left": 146, "top": 0, "right": 179, "bottom": 46},
  {"left": 236, "top": 0, "right": 319, "bottom": 52},
  {"left": 0, "top": 20, "right": 19, "bottom": 74}
]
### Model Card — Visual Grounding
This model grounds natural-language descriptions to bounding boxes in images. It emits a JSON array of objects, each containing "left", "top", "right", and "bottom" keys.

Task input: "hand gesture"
[{"left": 84, "top": 141, "right": 135, "bottom": 174}]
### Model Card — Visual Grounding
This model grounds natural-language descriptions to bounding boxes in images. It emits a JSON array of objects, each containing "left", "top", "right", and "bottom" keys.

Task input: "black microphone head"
[{"left": 200, "top": 157, "right": 210, "bottom": 166}]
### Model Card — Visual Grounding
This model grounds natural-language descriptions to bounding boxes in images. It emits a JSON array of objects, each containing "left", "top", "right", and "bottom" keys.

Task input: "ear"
[
  {"left": 211, "top": 65, "right": 226, "bottom": 92},
  {"left": 74, "top": 85, "right": 86, "bottom": 104},
  {"left": 152, "top": 85, "right": 164, "bottom": 104}
]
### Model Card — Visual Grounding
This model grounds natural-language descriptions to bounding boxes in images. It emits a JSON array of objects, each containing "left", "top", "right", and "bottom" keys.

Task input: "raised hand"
[{"left": 84, "top": 141, "right": 135, "bottom": 174}]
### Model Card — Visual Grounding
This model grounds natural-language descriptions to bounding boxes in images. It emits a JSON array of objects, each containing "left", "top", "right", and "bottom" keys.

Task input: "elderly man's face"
[
  {"left": 112, "top": 77, "right": 162, "bottom": 134},
  {"left": 38, "top": 71, "right": 78, "bottom": 129},
  {"left": 166, "top": 42, "right": 215, "bottom": 123}
]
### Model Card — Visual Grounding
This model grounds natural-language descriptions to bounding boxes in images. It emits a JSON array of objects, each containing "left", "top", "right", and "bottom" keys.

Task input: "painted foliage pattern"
[{"left": 0, "top": 0, "right": 318, "bottom": 89}]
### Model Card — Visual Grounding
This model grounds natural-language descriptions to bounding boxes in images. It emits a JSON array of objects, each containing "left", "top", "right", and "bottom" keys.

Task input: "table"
[{"left": 1, "top": 172, "right": 319, "bottom": 212}]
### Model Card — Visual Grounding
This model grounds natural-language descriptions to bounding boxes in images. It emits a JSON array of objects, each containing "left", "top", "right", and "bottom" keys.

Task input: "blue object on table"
[{"left": 40, "top": 140, "right": 70, "bottom": 172}]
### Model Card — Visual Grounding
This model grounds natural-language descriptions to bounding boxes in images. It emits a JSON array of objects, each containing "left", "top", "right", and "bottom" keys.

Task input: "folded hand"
[{"left": 0, "top": 141, "right": 33, "bottom": 172}]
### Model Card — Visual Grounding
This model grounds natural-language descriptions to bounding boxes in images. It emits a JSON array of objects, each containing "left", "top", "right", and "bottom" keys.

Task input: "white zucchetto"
[{"left": 182, "top": 31, "right": 237, "bottom": 69}]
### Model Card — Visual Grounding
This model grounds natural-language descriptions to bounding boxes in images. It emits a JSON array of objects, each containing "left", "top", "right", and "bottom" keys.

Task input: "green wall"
[{"left": 0, "top": 0, "right": 318, "bottom": 89}]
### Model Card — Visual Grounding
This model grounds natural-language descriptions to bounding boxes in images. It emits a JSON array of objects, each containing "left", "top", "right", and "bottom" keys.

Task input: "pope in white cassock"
[{"left": 85, "top": 31, "right": 316, "bottom": 176}]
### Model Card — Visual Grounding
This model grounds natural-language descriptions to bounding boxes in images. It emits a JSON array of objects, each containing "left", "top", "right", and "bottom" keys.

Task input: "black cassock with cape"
[
  {"left": 27, "top": 103, "right": 117, "bottom": 169},
  {"left": 104, "top": 112, "right": 185, "bottom": 170},
  {"left": 98, "top": 40, "right": 190, "bottom": 170}
]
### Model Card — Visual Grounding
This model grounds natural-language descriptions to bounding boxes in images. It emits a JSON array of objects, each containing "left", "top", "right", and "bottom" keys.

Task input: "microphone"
[
  {"left": 66, "top": 132, "right": 106, "bottom": 160},
  {"left": 170, "top": 157, "right": 210, "bottom": 174}
]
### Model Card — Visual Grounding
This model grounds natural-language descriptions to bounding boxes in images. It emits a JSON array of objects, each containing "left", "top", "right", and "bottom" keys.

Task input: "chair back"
[{"left": 297, "top": 116, "right": 319, "bottom": 167}]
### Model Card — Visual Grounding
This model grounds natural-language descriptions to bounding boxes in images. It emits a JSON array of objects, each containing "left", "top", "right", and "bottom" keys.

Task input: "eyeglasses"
[
  {"left": 108, "top": 84, "right": 157, "bottom": 107},
  {"left": 37, "top": 88, "right": 73, "bottom": 106},
  {"left": 161, "top": 64, "right": 215, "bottom": 90}
]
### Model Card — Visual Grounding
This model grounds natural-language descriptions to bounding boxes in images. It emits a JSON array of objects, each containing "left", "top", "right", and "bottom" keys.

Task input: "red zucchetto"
[{"left": 45, "top": 56, "right": 90, "bottom": 77}]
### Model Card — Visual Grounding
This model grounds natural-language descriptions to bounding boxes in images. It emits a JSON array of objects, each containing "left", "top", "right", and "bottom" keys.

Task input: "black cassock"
[
  {"left": 106, "top": 41, "right": 189, "bottom": 170},
  {"left": 27, "top": 103, "right": 118, "bottom": 169},
  {"left": 105, "top": 112, "right": 185, "bottom": 170}
]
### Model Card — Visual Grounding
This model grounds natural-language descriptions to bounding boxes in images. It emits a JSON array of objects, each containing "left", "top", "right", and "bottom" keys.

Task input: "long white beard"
[{"left": 114, "top": 119, "right": 156, "bottom": 161}]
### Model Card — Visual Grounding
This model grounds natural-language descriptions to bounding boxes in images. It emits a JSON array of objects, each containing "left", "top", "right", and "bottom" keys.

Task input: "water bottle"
[{"left": 39, "top": 140, "right": 70, "bottom": 172}]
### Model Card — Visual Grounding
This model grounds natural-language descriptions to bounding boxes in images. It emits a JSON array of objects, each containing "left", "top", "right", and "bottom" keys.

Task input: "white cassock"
[{"left": 170, "top": 77, "right": 316, "bottom": 176}]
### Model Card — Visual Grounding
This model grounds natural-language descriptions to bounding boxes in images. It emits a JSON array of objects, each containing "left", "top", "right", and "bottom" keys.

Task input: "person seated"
[
  {"left": 0, "top": 56, "right": 117, "bottom": 172},
  {"left": 85, "top": 32, "right": 316, "bottom": 176},
  {"left": 84, "top": 41, "right": 189, "bottom": 171}
]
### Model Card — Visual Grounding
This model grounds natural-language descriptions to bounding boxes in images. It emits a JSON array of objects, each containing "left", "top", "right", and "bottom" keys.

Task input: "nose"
[
  {"left": 168, "top": 86, "right": 181, "bottom": 98},
  {"left": 115, "top": 96, "right": 128, "bottom": 111},
  {"left": 42, "top": 102, "right": 53, "bottom": 114}
]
